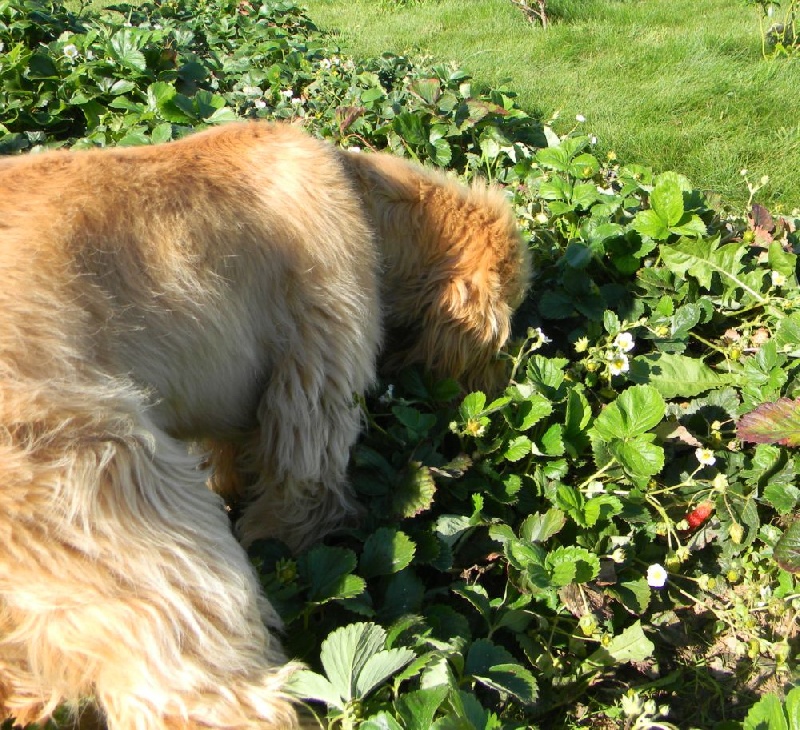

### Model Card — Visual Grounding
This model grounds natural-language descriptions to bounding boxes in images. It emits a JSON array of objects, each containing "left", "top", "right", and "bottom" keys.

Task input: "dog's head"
[
  {"left": 342, "top": 149, "right": 531, "bottom": 393},
  {"left": 394, "top": 179, "right": 531, "bottom": 393}
]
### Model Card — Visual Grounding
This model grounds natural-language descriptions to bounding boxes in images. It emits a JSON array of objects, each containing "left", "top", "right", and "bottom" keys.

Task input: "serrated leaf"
[
  {"left": 286, "top": 669, "right": 345, "bottom": 710},
  {"left": 785, "top": 685, "right": 800, "bottom": 730},
  {"left": 504, "top": 434, "right": 532, "bottom": 462},
  {"left": 744, "top": 693, "right": 789, "bottom": 730},
  {"left": 650, "top": 172, "right": 685, "bottom": 227},
  {"left": 356, "top": 647, "right": 416, "bottom": 698},
  {"left": 302, "top": 545, "right": 362, "bottom": 603},
  {"left": 612, "top": 437, "right": 664, "bottom": 478},
  {"left": 660, "top": 238, "right": 765, "bottom": 302},
  {"left": 109, "top": 29, "right": 147, "bottom": 71},
  {"left": 633, "top": 209, "right": 670, "bottom": 240},
  {"left": 629, "top": 353, "right": 730, "bottom": 399},
  {"left": 460, "top": 391, "right": 487, "bottom": 419},
  {"left": 515, "top": 394, "right": 553, "bottom": 430},
  {"left": 520, "top": 508, "right": 566, "bottom": 543},
  {"left": 465, "top": 639, "right": 538, "bottom": 704},
  {"left": 360, "top": 528, "right": 416, "bottom": 579},
  {"left": 774, "top": 521, "right": 800, "bottom": 574},
  {"left": 453, "top": 583, "right": 491, "bottom": 621},
  {"left": 608, "top": 578, "right": 651, "bottom": 614},
  {"left": 394, "top": 462, "right": 437, "bottom": 518},
  {"left": 591, "top": 385, "right": 665, "bottom": 441},
  {"left": 395, "top": 685, "right": 450, "bottom": 730},
  {"left": 585, "top": 621, "right": 655, "bottom": 669},
  {"left": 362, "top": 712, "right": 404, "bottom": 730},
  {"left": 320, "top": 622, "right": 387, "bottom": 702},
  {"left": 546, "top": 546, "right": 600, "bottom": 586},
  {"left": 763, "top": 481, "right": 800, "bottom": 515},
  {"left": 541, "top": 423, "right": 565, "bottom": 456},
  {"left": 584, "top": 495, "right": 623, "bottom": 526},
  {"left": 737, "top": 399, "right": 800, "bottom": 447},
  {"left": 392, "top": 405, "right": 436, "bottom": 438}
]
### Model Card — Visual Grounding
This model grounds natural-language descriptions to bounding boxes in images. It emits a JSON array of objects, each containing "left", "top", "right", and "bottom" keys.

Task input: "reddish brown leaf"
[{"left": 736, "top": 398, "right": 800, "bottom": 447}]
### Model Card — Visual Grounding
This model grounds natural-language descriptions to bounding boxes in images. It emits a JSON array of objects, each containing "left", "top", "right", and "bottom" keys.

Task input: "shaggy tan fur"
[{"left": 0, "top": 121, "right": 530, "bottom": 729}]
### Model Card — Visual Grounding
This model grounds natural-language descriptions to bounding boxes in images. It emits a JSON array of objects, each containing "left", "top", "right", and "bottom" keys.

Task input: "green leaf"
[
  {"left": 540, "top": 423, "right": 565, "bottom": 456},
  {"left": 109, "top": 29, "right": 147, "bottom": 71},
  {"left": 650, "top": 172, "right": 685, "bottom": 227},
  {"left": 362, "top": 712, "right": 404, "bottom": 730},
  {"left": 546, "top": 546, "right": 600, "bottom": 586},
  {"left": 583, "top": 495, "right": 623, "bottom": 526},
  {"left": 633, "top": 209, "right": 670, "bottom": 240},
  {"left": 393, "top": 405, "right": 437, "bottom": 439},
  {"left": 460, "top": 391, "right": 486, "bottom": 419},
  {"left": 301, "top": 545, "right": 364, "bottom": 603},
  {"left": 785, "top": 686, "right": 800, "bottom": 730},
  {"left": 393, "top": 112, "right": 428, "bottom": 146},
  {"left": 737, "top": 399, "right": 800, "bottom": 447},
  {"left": 395, "top": 686, "right": 450, "bottom": 730},
  {"left": 356, "top": 647, "right": 416, "bottom": 697},
  {"left": 360, "top": 528, "right": 416, "bottom": 579},
  {"left": 394, "top": 462, "right": 437, "bottom": 518},
  {"left": 629, "top": 353, "right": 730, "bottom": 399},
  {"left": 586, "top": 621, "right": 655, "bottom": 668},
  {"left": 660, "top": 237, "right": 766, "bottom": 302},
  {"left": 611, "top": 437, "right": 664, "bottom": 478},
  {"left": 515, "top": 394, "right": 553, "bottom": 430},
  {"left": 591, "top": 385, "right": 665, "bottom": 441},
  {"left": 428, "top": 137, "right": 452, "bottom": 167},
  {"left": 520, "top": 508, "right": 566, "bottom": 543},
  {"left": 774, "top": 521, "right": 800, "bottom": 574},
  {"left": 607, "top": 578, "right": 651, "bottom": 614},
  {"left": 465, "top": 639, "right": 538, "bottom": 704},
  {"left": 744, "top": 693, "right": 789, "bottom": 730},
  {"left": 320, "top": 622, "right": 388, "bottom": 702},
  {"left": 763, "top": 481, "right": 800, "bottom": 515},
  {"left": 286, "top": 669, "right": 345, "bottom": 710},
  {"left": 504, "top": 435, "right": 532, "bottom": 462}
]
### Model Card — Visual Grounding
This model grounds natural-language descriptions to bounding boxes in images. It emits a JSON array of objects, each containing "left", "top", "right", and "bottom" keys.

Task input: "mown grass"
[{"left": 304, "top": 0, "right": 800, "bottom": 211}]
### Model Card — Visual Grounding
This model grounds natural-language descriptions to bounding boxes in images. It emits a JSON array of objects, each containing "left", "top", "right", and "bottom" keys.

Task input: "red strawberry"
[{"left": 686, "top": 501, "right": 714, "bottom": 530}]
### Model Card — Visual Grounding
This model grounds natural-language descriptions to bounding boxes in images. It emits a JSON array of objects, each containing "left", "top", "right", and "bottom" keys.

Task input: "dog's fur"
[{"left": 0, "top": 121, "right": 530, "bottom": 729}]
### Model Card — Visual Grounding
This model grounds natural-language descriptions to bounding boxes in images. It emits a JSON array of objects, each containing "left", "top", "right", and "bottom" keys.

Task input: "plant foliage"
[{"left": 1, "top": 0, "right": 798, "bottom": 727}]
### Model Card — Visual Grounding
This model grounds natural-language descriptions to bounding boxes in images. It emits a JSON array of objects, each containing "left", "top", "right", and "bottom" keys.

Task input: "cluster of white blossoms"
[{"left": 607, "top": 331, "right": 635, "bottom": 376}]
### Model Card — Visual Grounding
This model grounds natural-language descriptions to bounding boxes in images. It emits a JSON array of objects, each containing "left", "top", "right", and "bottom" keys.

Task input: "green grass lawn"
[{"left": 304, "top": 0, "right": 800, "bottom": 211}]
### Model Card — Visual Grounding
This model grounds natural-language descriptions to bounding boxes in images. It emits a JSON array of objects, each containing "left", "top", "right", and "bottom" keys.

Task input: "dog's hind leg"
[{"left": 0, "top": 395, "right": 297, "bottom": 730}]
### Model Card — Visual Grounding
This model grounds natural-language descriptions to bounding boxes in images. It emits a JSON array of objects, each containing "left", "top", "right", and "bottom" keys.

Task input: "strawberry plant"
[{"left": 2, "top": 0, "right": 798, "bottom": 727}]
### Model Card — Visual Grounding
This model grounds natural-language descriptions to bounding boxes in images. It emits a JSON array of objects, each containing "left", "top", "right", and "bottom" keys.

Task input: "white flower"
[
  {"left": 575, "top": 114, "right": 586, "bottom": 123},
  {"left": 607, "top": 352, "right": 629, "bottom": 376},
  {"left": 646, "top": 563, "right": 668, "bottom": 588},
  {"left": 771, "top": 270, "right": 787, "bottom": 287},
  {"left": 291, "top": 97, "right": 303, "bottom": 105},
  {"left": 0, "top": 42, "right": 5, "bottom": 53},
  {"left": 253, "top": 99, "right": 267, "bottom": 109},
  {"left": 613, "top": 332, "right": 635, "bottom": 352},
  {"left": 590, "top": 135, "right": 598, "bottom": 145},
  {"left": 347, "top": 146, "right": 362, "bottom": 153},
  {"left": 280, "top": 89, "right": 294, "bottom": 99},
  {"left": 534, "top": 212, "right": 549, "bottom": 225},
  {"left": 63, "top": 43, "right": 79, "bottom": 61},
  {"left": 695, "top": 448, "right": 716, "bottom": 467},
  {"left": 319, "top": 58, "right": 332, "bottom": 69},
  {"left": 242, "top": 85, "right": 261, "bottom": 95},
  {"left": 530, "top": 326, "right": 551, "bottom": 344},
  {"left": 378, "top": 384, "right": 394, "bottom": 404}
]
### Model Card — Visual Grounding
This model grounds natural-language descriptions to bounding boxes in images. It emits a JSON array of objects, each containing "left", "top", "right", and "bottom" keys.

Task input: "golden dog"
[{"left": 0, "top": 121, "right": 530, "bottom": 729}]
